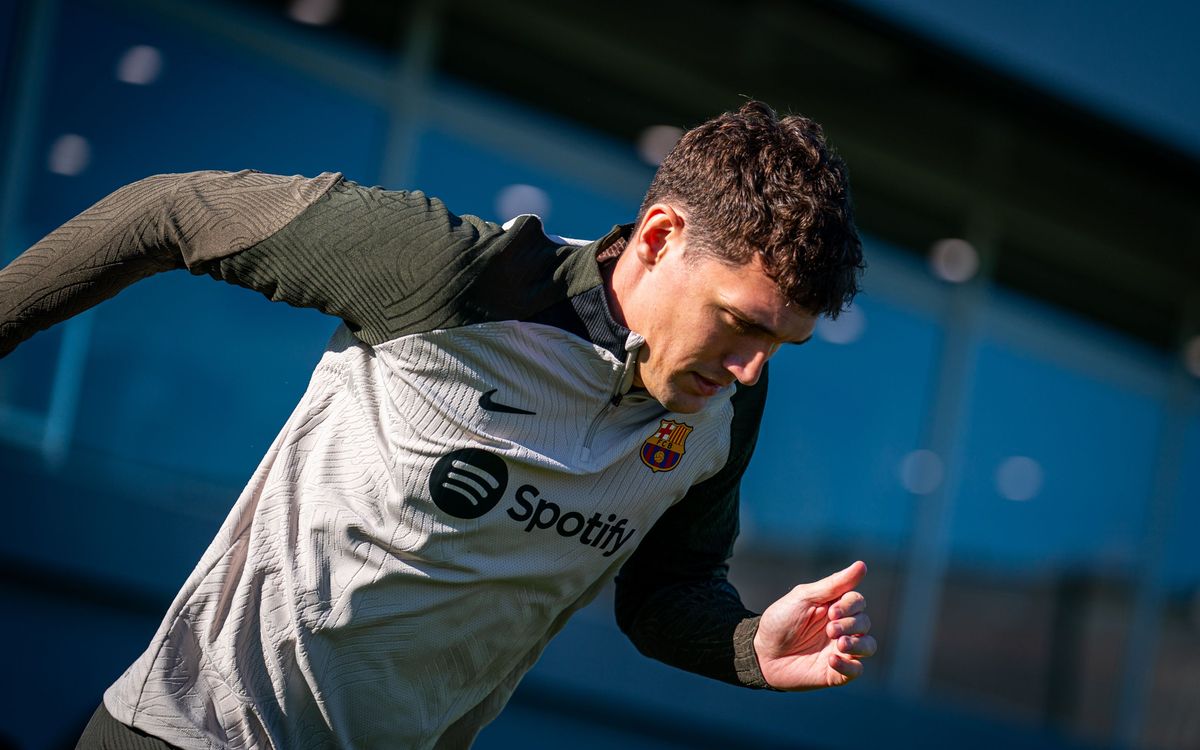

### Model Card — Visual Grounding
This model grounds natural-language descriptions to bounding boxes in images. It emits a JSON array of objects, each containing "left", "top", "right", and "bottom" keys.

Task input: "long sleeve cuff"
[{"left": 732, "top": 615, "right": 775, "bottom": 689}]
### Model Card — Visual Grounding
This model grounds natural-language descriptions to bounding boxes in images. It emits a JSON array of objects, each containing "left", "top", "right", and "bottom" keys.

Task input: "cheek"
[
  {"left": 666, "top": 334, "right": 728, "bottom": 375},
  {"left": 644, "top": 313, "right": 726, "bottom": 368},
  {"left": 689, "top": 323, "right": 734, "bottom": 358}
]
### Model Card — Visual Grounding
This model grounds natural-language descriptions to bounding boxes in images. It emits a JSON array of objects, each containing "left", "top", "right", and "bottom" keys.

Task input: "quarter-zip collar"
[
  {"left": 559, "top": 223, "right": 634, "bottom": 349},
  {"left": 530, "top": 222, "right": 640, "bottom": 368}
]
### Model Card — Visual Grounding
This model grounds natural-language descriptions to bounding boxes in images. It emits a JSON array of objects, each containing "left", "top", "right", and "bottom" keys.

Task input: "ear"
[{"left": 632, "top": 203, "right": 685, "bottom": 269}]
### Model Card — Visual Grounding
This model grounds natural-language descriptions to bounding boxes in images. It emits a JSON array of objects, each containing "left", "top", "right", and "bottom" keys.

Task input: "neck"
[{"left": 603, "top": 245, "right": 639, "bottom": 330}]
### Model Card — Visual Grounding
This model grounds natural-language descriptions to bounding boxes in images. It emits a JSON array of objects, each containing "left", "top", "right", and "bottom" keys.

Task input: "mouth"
[{"left": 691, "top": 372, "right": 728, "bottom": 397}]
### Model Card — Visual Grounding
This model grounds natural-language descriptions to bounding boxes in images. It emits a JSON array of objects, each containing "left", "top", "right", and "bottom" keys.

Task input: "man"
[{"left": 0, "top": 101, "right": 874, "bottom": 748}]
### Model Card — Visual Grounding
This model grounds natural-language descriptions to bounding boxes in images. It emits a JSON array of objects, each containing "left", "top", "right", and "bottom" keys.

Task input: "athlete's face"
[{"left": 611, "top": 206, "right": 818, "bottom": 414}]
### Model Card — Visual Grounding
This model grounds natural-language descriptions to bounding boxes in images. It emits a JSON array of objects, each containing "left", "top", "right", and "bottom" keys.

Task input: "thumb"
[{"left": 803, "top": 560, "right": 867, "bottom": 603}]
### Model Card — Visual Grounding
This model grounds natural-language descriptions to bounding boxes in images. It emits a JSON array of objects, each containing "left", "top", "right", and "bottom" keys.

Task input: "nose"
[{"left": 724, "top": 347, "right": 770, "bottom": 386}]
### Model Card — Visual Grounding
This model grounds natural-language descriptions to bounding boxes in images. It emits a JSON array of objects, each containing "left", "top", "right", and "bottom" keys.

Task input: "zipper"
[{"left": 581, "top": 342, "right": 641, "bottom": 459}]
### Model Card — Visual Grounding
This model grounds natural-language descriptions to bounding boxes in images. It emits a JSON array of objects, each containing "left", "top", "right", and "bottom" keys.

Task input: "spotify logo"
[{"left": 429, "top": 448, "right": 509, "bottom": 519}]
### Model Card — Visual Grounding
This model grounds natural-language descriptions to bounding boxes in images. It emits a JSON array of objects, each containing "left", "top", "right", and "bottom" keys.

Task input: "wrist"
[{"left": 734, "top": 615, "right": 779, "bottom": 690}]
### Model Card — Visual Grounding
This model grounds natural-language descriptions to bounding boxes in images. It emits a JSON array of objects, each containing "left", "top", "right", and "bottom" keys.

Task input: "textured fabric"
[
  {"left": 0, "top": 171, "right": 774, "bottom": 748},
  {"left": 0, "top": 170, "right": 339, "bottom": 357},
  {"left": 105, "top": 319, "right": 740, "bottom": 750},
  {"left": 207, "top": 181, "right": 545, "bottom": 343},
  {"left": 77, "top": 703, "right": 182, "bottom": 750}
]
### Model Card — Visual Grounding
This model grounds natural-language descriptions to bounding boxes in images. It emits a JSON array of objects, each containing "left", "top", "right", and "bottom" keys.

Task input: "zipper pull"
[{"left": 612, "top": 334, "right": 643, "bottom": 406}]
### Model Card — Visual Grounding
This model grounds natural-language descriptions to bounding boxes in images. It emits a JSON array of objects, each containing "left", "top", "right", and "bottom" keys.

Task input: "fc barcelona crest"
[{"left": 641, "top": 419, "right": 694, "bottom": 473}]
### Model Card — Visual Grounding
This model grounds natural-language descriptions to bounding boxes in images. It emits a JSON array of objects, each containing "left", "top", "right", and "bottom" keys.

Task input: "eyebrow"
[{"left": 726, "top": 305, "right": 813, "bottom": 346}]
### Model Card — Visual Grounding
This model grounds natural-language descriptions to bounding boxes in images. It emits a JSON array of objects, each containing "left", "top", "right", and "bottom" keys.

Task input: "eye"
[{"left": 725, "top": 311, "right": 752, "bottom": 334}]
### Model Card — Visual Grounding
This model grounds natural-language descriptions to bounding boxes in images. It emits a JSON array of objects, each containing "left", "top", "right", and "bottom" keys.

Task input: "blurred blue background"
[{"left": 0, "top": 1, "right": 1198, "bottom": 749}]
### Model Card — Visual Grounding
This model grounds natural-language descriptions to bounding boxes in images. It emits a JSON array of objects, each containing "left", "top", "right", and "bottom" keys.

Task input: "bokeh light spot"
[
  {"left": 900, "top": 449, "right": 944, "bottom": 495},
  {"left": 116, "top": 45, "right": 163, "bottom": 85},
  {"left": 995, "top": 455, "right": 1043, "bottom": 501},
  {"left": 815, "top": 303, "right": 866, "bottom": 345},
  {"left": 929, "top": 238, "right": 980, "bottom": 283},
  {"left": 289, "top": 0, "right": 341, "bottom": 26},
  {"left": 48, "top": 134, "right": 91, "bottom": 176},
  {"left": 636, "top": 125, "right": 683, "bottom": 167},
  {"left": 496, "top": 184, "right": 551, "bottom": 223},
  {"left": 1183, "top": 335, "right": 1200, "bottom": 378}
]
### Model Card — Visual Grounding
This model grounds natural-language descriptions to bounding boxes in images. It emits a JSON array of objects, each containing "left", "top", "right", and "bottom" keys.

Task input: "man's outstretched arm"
[
  {"left": 0, "top": 170, "right": 340, "bottom": 357},
  {"left": 0, "top": 169, "right": 533, "bottom": 358}
]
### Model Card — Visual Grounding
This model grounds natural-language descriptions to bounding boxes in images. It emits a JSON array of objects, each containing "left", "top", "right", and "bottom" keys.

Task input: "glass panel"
[
  {"left": 412, "top": 127, "right": 639, "bottom": 240},
  {"left": 930, "top": 288, "right": 1167, "bottom": 737},
  {"left": 953, "top": 331, "right": 1163, "bottom": 572},
  {"left": 741, "top": 275, "right": 942, "bottom": 557},
  {"left": 1143, "top": 408, "right": 1200, "bottom": 749},
  {"left": 0, "top": 581, "right": 162, "bottom": 750},
  {"left": 27, "top": 0, "right": 386, "bottom": 236},
  {"left": 1162, "top": 410, "right": 1200, "bottom": 591}
]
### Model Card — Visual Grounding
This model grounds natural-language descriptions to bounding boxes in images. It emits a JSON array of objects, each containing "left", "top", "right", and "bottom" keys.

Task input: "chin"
[
  {"left": 668, "top": 399, "right": 706, "bottom": 415},
  {"left": 649, "top": 384, "right": 708, "bottom": 414}
]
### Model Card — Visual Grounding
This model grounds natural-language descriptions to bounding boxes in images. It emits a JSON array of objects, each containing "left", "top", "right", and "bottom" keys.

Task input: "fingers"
[
  {"left": 828, "top": 652, "right": 864, "bottom": 681},
  {"left": 805, "top": 560, "right": 867, "bottom": 603},
  {"left": 826, "top": 612, "right": 871, "bottom": 640},
  {"left": 827, "top": 633, "right": 877, "bottom": 685},
  {"left": 834, "top": 634, "right": 877, "bottom": 659},
  {"left": 827, "top": 608, "right": 875, "bottom": 665},
  {"left": 828, "top": 591, "right": 866, "bottom": 620}
]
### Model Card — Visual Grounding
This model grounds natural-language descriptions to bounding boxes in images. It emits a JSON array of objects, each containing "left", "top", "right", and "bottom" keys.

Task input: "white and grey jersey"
[{"left": 0, "top": 171, "right": 772, "bottom": 750}]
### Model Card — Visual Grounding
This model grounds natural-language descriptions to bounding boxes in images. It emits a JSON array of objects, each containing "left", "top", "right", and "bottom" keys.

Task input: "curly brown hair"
[{"left": 636, "top": 100, "right": 864, "bottom": 318}]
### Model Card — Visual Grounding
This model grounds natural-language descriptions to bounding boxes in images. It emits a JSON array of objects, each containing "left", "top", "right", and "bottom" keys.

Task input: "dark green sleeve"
[
  {"left": 1, "top": 170, "right": 560, "bottom": 357},
  {"left": 207, "top": 179, "right": 563, "bottom": 343},
  {"left": 0, "top": 170, "right": 339, "bottom": 357},
  {"left": 613, "top": 366, "right": 774, "bottom": 689}
]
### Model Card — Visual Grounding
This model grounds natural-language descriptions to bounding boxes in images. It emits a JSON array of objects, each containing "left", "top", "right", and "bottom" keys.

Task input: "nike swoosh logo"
[{"left": 479, "top": 389, "right": 536, "bottom": 415}]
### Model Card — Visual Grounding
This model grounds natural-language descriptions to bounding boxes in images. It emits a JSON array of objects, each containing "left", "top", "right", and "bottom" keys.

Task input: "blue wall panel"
[
  {"left": 1162, "top": 411, "right": 1200, "bottom": 591},
  {"left": 70, "top": 275, "right": 334, "bottom": 483},
  {"left": 412, "top": 128, "right": 639, "bottom": 241},
  {"left": 742, "top": 290, "right": 941, "bottom": 554},
  {"left": 26, "top": 0, "right": 386, "bottom": 237},
  {"left": 0, "top": 583, "right": 163, "bottom": 750},
  {"left": 954, "top": 335, "right": 1162, "bottom": 572}
]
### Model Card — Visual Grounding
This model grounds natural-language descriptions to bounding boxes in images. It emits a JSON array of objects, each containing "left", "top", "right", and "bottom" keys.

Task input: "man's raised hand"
[{"left": 752, "top": 560, "right": 877, "bottom": 691}]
